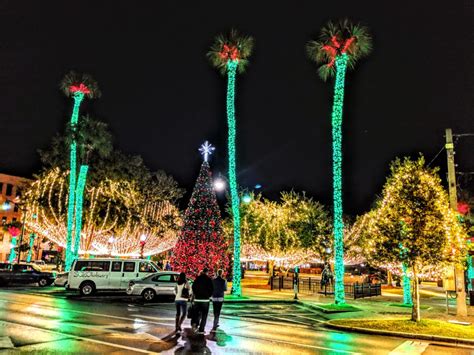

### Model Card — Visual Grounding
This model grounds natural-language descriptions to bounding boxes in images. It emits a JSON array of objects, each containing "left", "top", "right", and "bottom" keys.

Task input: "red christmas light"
[
  {"left": 7, "top": 226, "right": 20, "bottom": 237},
  {"left": 219, "top": 44, "right": 240, "bottom": 62},
  {"left": 170, "top": 161, "right": 229, "bottom": 279},
  {"left": 457, "top": 202, "right": 470, "bottom": 215},
  {"left": 323, "top": 36, "right": 356, "bottom": 67},
  {"left": 69, "top": 83, "right": 91, "bottom": 94}
]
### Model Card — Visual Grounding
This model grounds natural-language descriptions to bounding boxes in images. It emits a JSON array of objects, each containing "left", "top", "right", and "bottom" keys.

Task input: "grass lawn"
[
  {"left": 331, "top": 319, "right": 474, "bottom": 340},
  {"left": 388, "top": 303, "right": 430, "bottom": 309},
  {"left": 312, "top": 303, "right": 360, "bottom": 313},
  {"left": 224, "top": 294, "right": 251, "bottom": 300}
]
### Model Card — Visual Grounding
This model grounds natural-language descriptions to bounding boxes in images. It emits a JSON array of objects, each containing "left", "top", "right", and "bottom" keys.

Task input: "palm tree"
[
  {"left": 307, "top": 19, "right": 372, "bottom": 304},
  {"left": 60, "top": 71, "right": 101, "bottom": 270},
  {"left": 208, "top": 29, "right": 254, "bottom": 296},
  {"left": 70, "top": 116, "right": 112, "bottom": 259}
]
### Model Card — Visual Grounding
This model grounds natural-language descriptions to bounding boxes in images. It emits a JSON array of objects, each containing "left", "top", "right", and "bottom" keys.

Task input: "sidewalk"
[{"left": 238, "top": 284, "right": 474, "bottom": 323}]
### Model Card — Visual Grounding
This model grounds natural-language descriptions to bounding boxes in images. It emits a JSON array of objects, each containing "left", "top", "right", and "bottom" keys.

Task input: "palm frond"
[
  {"left": 60, "top": 70, "right": 101, "bottom": 99},
  {"left": 307, "top": 19, "right": 372, "bottom": 80},
  {"left": 207, "top": 29, "right": 254, "bottom": 76}
]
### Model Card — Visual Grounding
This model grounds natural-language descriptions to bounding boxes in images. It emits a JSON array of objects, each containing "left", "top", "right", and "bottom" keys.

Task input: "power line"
[{"left": 427, "top": 145, "right": 445, "bottom": 167}]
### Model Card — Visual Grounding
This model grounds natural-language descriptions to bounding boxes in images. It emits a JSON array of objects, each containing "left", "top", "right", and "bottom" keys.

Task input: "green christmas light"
[
  {"left": 468, "top": 255, "right": 473, "bottom": 291},
  {"left": 226, "top": 60, "right": 242, "bottom": 297},
  {"left": 8, "top": 237, "right": 17, "bottom": 263},
  {"left": 332, "top": 53, "right": 348, "bottom": 304},
  {"left": 73, "top": 165, "right": 88, "bottom": 259},
  {"left": 65, "top": 91, "right": 84, "bottom": 271},
  {"left": 26, "top": 233, "right": 36, "bottom": 263},
  {"left": 402, "top": 262, "right": 412, "bottom": 305},
  {"left": 65, "top": 142, "right": 77, "bottom": 270}
]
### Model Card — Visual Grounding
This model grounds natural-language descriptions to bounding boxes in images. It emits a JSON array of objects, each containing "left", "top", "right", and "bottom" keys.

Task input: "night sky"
[{"left": 0, "top": 1, "right": 472, "bottom": 215}]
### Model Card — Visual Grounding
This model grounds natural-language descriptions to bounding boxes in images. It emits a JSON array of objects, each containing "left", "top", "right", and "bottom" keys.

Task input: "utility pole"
[{"left": 445, "top": 128, "right": 468, "bottom": 317}]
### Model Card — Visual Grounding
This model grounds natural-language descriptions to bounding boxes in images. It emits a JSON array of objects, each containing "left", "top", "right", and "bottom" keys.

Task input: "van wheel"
[
  {"left": 38, "top": 278, "right": 48, "bottom": 287},
  {"left": 79, "top": 281, "right": 96, "bottom": 296},
  {"left": 142, "top": 288, "right": 156, "bottom": 302}
]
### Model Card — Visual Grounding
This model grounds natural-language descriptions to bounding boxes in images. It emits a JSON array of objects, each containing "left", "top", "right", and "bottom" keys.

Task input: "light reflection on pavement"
[{"left": 0, "top": 287, "right": 472, "bottom": 354}]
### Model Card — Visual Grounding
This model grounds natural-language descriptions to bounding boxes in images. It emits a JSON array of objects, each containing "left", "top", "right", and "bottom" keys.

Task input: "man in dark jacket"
[
  {"left": 211, "top": 269, "right": 227, "bottom": 331},
  {"left": 191, "top": 268, "right": 214, "bottom": 334}
]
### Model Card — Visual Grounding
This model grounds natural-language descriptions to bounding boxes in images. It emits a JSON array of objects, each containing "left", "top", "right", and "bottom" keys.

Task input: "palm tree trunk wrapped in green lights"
[
  {"left": 307, "top": 19, "right": 372, "bottom": 304},
  {"left": 60, "top": 71, "right": 101, "bottom": 270},
  {"left": 208, "top": 30, "right": 254, "bottom": 296}
]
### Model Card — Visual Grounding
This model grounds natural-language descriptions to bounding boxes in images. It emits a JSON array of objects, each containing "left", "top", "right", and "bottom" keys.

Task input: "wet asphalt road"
[{"left": 0, "top": 286, "right": 472, "bottom": 354}]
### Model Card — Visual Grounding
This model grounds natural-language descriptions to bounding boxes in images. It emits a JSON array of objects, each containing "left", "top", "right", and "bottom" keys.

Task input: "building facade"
[{"left": 0, "top": 173, "right": 32, "bottom": 261}]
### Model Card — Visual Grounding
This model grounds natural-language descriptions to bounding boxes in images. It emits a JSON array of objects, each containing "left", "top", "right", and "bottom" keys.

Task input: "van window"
[
  {"left": 74, "top": 261, "right": 111, "bottom": 272},
  {"left": 139, "top": 262, "right": 156, "bottom": 273},
  {"left": 123, "top": 262, "right": 135, "bottom": 272},
  {"left": 111, "top": 261, "right": 122, "bottom": 272}
]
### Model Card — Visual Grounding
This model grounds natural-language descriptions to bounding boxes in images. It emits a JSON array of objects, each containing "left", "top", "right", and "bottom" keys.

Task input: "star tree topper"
[{"left": 199, "top": 141, "right": 215, "bottom": 162}]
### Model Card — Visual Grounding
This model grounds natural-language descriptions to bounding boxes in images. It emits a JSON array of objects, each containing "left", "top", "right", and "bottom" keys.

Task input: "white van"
[{"left": 68, "top": 258, "right": 160, "bottom": 295}]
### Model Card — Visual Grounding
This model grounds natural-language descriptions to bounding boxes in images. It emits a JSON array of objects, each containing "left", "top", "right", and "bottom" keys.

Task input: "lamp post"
[{"left": 139, "top": 234, "right": 147, "bottom": 259}]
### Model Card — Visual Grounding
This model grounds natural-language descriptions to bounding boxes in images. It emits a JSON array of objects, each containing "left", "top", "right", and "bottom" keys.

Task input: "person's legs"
[
  {"left": 198, "top": 302, "right": 210, "bottom": 332},
  {"left": 212, "top": 301, "right": 223, "bottom": 329},
  {"left": 178, "top": 302, "right": 187, "bottom": 330},
  {"left": 191, "top": 303, "right": 200, "bottom": 330},
  {"left": 175, "top": 302, "right": 181, "bottom": 331}
]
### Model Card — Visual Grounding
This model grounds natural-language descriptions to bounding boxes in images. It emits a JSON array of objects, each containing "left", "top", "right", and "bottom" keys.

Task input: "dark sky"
[{"left": 0, "top": 1, "right": 472, "bottom": 215}]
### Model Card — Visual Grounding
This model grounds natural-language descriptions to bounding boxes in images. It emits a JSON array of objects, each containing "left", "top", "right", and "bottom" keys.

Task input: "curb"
[
  {"left": 298, "top": 301, "right": 361, "bottom": 314},
  {"left": 325, "top": 321, "right": 474, "bottom": 346},
  {"left": 224, "top": 299, "right": 297, "bottom": 305}
]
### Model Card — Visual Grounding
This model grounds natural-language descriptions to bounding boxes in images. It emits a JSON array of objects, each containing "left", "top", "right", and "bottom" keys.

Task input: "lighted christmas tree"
[{"left": 170, "top": 142, "right": 229, "bottom": 278}]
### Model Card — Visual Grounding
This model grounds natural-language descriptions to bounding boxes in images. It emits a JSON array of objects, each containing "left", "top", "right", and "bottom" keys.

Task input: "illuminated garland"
[
  {"left": 332, "top": 53, "right": 348, "bottom": 304},
  {"left": 25, "top": 168, "right": 181, "bottom": 257},
  {"left": 402, "top": 263, "right": 412, "bottom": 305},
  {"left": 26, "top": 233, "right": 36, "bottom": 263},
  {"left": 8, "top": 237, "right": 17, "bottom": 263},
  {"left": 226, "top": 60, "right": 242, "bottom": 296},
  {"left": 73, "top": 165, "right": 88, "bottom": 259},
  {"left": 468, "top": 255, "right": 473, "bottom": 291},
  {"left": 65, "top": 91, "right": 84, "bottom": 271}
]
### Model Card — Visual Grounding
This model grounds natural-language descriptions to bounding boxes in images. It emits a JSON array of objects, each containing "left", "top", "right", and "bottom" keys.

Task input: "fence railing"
[{"left": 270, "top": 276, "right": 381, "bottom": 299}]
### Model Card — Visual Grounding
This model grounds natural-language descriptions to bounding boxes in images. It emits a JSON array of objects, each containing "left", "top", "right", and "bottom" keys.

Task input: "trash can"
[{"left": 470, "top": 291, "right": 474, "bottom": 306}]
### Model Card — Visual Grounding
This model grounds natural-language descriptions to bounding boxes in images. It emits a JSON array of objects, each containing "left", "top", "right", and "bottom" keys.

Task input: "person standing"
[
  {"left": 191, "top": 268, "right": 214, "bottom": 334},
  {"left": 211, "top": 269, "right": 227, "bottom": 331},
  {"left": 174, "top": 272, "right": 191, "bottom": 333}
]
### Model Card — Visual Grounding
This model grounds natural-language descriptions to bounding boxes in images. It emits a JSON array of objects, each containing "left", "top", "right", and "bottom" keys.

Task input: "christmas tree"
[{"left": 170, "top": 142, "right": 229, "bottom": 278}]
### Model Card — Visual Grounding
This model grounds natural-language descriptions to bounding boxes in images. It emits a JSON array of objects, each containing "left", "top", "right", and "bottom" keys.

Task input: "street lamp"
[
  {"left": 213, "top": 178, "right": 226, "bottom": 192},
  {"left": 139, "top": 234, "right": 147, "bottom": 258}
]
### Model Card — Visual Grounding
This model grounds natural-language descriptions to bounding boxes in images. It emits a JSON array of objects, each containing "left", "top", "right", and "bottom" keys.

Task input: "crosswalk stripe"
[{"left": 389, "top": 340, "right": 429, "bottom": 354}]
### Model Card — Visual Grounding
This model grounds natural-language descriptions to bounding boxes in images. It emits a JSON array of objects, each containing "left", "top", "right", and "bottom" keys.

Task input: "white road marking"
[
  {"left": 389, "top": 340, "right": 429, "bottom": 354},
  {"left": 0, "top": 336, "right": 14, "bottom": 349},
  {"left": 226, "top": 332, "right": 362, "bottom": 354},
  {"left": 0, "top": 298, "right": 173, "bottom": 326},
  {"left": 0, "top": 320, "right": 160, "bottom": 354}
]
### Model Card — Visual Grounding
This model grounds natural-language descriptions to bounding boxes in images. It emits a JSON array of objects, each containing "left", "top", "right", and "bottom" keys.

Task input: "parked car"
[
  {"left": 0, "top": 263, "right": 56, "bottom": 286},
  {"left": 54, "top": 272, "right": 69, "bottom": 287},
  {"left": 126, "top": 272, "right": 193, "bottom": 301},
  {"left": 68, "top": 258, "right": 160, "bottom": 296}
]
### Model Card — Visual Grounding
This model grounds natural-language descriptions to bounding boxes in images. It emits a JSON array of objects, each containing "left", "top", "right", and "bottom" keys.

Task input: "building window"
[
  {"left": 12, "top": 217, "right": 16, "bottom": 222},
  {"left": 5, "top": 184, "right": 13, "bottom": 196},
  {"left": 0, "top": 182, "right": 3, "bottom": 194},
  {"left": 14, "top": 204, "right": 19, "bottom": 213}
]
